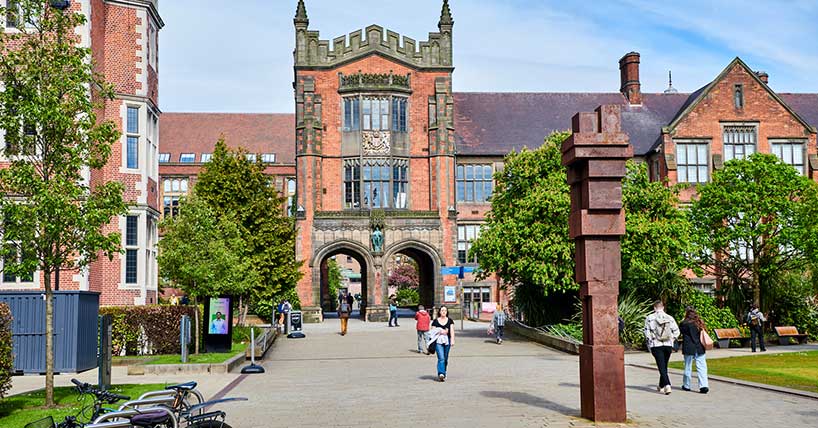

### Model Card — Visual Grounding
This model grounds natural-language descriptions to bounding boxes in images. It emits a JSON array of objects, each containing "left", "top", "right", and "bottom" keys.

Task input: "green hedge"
[
  {"left": 0, "top": 303, "right": 11, "bottom": 399},
  {"left": 99, "top": 305, "right": 198, "bottom": 356}
]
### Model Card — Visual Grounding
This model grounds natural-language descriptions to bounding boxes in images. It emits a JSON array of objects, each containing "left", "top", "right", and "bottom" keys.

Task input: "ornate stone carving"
[
  {"left": 339, "top": 73, "right": 411, "bottom": 92},
  {"left": 362, "top": 131, "right": 390, "bottom": 155}
]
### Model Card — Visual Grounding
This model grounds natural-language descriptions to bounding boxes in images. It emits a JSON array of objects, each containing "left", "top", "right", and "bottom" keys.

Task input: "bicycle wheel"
[{"left": 188, "top": 421, "right": 233, "bottom": 428}]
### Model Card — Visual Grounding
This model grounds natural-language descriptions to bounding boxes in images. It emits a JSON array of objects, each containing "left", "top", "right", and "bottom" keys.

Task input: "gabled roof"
[
  {"left": 159, "top": 113, "right": 295, "bottom": 164},
  {"left": 664, "top": 57, "right": 817, "bottom": 134},
  {"left": 453, "top": 92, "right": 690, "bottom": 156}
]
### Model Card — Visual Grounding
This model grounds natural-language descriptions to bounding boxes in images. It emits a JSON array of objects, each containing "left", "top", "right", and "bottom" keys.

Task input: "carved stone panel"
[{"left": 362, "top": 131, "right": 391, "bottom": 155}]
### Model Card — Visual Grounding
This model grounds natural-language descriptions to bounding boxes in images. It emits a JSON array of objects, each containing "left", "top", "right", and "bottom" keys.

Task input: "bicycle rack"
[
  {"left": 117, "top": 396, "right": 177, "bottom": 411},
  {"left": 91, "top": 406, "right": 179, "bottom": 428},
  {"left": 138, "top": 388, "right": 205, "bottom": 406}
]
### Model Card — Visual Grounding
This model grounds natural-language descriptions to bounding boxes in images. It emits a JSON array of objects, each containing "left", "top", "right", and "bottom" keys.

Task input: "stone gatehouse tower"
[{"left": 292, "top": 0, "right": 458, "bottom": 322}]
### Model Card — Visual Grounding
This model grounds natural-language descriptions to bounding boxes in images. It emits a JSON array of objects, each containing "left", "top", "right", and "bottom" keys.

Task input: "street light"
[{"left": 50, "top": 1, "right": 71, "bottom": 11}]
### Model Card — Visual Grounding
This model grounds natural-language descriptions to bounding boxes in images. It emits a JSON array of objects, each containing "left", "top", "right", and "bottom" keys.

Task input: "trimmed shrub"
[
  {"left": 251, "top": 287, "right": 301, "bottom": 322},
  {"left": 100, "top": 305, "right": 198, "bottom": 356},
  {"left": 0, "top": 303, "right": 12, "bottom": 399},
  {"left": 677, "top": 290, "right": 739, "bottom": 336},
  {"left": 396, "top": 288, "right": 419, "bottom": 306}
]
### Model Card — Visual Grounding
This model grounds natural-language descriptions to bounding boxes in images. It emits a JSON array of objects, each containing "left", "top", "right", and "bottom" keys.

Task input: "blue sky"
[{"left": 159, "top": 0, "right": 818, "bottom": 113}]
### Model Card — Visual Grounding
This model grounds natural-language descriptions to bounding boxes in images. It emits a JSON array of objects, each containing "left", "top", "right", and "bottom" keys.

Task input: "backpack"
[
  {"left": 652, "top": 315, "right": 673, "bottom": 342},
  {"left": 748, "top": 313, "right": 760, "bottom": 326}
]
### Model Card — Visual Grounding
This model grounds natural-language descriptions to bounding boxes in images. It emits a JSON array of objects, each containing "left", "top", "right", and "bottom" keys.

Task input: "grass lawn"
[
  {"left": 669, "top": 351, "right": 818, "bottom": 393},
  {"left": 147, "top": 342, "right": 247, "bottom": 365},
  {"left": 0, "top": 383, "right": 166, "bottom": 428}
]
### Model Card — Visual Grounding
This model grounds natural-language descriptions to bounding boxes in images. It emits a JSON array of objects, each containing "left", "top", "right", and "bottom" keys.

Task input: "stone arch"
[
  {"left": 382, "top": 239, "right": 443, "bottom": 310},
  {"left": 311, "top": 239, "right": 377, "bottom": 319}
]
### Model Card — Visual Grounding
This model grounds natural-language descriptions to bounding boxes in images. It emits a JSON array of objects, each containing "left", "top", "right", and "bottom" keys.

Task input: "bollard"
[{"left": 241, "top": 327, "right": 265, "bottom": 374}]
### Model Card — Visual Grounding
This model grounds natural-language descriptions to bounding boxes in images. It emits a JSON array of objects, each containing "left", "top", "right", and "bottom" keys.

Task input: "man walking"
[
  {"left": 415, "top": 305, "right": 431, "bottom": 354},
  {"left": 747, "top": 304, "right": 767, "bottom": 352},
  {"left": 492, "top": 303, "right": 507, "bottom": 344},
  {"left": 644, "top": 300, "right": 680, "bottom": 395},
  {"left": 339, "top": 292, "right": 351, "bottom": 336}
]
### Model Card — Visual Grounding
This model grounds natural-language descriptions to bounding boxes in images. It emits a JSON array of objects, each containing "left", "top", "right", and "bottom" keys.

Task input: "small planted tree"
[
  {"left": 690, "top": 154, "right": 818, "bottom": 309},
  {"left": 0, "top": 2, "right": 126, "bottom": 406}
]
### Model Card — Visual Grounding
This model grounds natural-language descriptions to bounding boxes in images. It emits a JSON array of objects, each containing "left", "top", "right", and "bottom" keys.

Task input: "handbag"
[
  {"left": 487, "top": 323, "right": 495, "bottom": 336},
  {"left": 700, "top": 329, "right": 714, "bottom": 350}
]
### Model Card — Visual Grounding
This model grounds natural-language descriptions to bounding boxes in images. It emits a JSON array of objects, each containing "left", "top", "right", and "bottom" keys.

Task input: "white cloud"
[{"left": 157, "top": 0, "right": 818, "bottom": 113}]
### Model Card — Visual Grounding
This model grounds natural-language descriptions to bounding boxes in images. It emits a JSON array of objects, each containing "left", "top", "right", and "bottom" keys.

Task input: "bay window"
[{"left": 344, "top": 158, "right": 408, "bottom": 209}]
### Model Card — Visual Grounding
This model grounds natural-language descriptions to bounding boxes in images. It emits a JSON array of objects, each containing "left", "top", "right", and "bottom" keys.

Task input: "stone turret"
[{"left": 294, "top": 0, "right": 309, "bottom": 64}]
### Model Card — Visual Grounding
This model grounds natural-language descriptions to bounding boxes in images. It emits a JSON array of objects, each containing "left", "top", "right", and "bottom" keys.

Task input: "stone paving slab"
[{"left": 220, "top": 320, "right": 818, "bottom": 427}]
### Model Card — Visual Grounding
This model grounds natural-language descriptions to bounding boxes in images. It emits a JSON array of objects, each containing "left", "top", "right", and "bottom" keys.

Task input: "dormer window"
[{"left": 734, "top": 84, "right": 744, "bottom": 109}]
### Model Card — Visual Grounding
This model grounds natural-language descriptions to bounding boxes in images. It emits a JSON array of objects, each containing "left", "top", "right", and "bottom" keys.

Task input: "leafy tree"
[
  {"left": 689, "top": 153, "right": 818, "bottom": 308},
  {"left": 470, "top": 131, "right": 575, "bottom": 294},
  {"left": 326, "top": 258, "right": 343, "bottom": 307},
  {"left": 194, "top": 140, "right": 302, "bottom": 323},
  {"left": 388, "top": 261, "right": 419, "bottom": 290},
  {"left": 621, "top": 161, "right": 694, "bottom": 306},
  {"left": 0, "top": 2, "right": 126, "bottom": 406}
]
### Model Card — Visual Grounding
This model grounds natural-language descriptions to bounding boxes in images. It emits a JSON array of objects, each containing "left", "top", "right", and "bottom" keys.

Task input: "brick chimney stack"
[
  {"left": 619, "top": 52, "right": 642, "bottom": 105},
  {"left": 756, "top": 71, "right": 769, "bottom": 85}
]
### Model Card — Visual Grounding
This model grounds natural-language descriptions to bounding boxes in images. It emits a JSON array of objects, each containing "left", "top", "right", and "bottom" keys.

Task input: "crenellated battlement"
[{"left": 295, "top": 24, "right": 453, "bottom": 70}]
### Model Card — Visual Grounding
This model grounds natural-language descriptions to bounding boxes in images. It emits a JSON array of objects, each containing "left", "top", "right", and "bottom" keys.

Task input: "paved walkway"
[{"left": 218, "top": 320, "right": 818, "bottom": 427}]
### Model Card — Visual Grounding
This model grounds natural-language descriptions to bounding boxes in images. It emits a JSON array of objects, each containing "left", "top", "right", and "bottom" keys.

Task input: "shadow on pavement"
[
  {"left": 480, "top": 391, "right": 580, "bottom": 417},
  {"left": 559, "top": 381, "right": 659, "bottom": 394},
  {"left": 418, "top": 375, "right": 439, "bottom": 382}
]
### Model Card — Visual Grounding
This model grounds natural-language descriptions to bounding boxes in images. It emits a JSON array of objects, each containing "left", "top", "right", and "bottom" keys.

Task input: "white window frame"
[
  {"left": 158, "top": 153, "right": 170, "bottom": 163},
  {"left": 722, "top": 124, "right": 757, "bottom": 161},
  {"left": 770, "top": 139, "right": 806, "bottom": 175},
  {"left": 245, "top": 154, "right": 257, "bottom": 163},
  {"left": 179, "top": 153, "right": 195, "bottom": 163},
  {"left": 457, "top": 224, "right": 482, "bottom": 265},
  {"left": 261, "top": 153, "right": 276, "bottom": 163},
  {"left": 674, "top": 140, "right": 710, "bottom": 184},
  {"left": 124, "top": 105, "right": 140, "bottom": 170},
  {"left": 0, "top": 244, "right": 38, "bottom": 289},
  {"left": 123, "top": 214, "right": 139, "bottom": 287},
  {"left": 456, "top": 164, "right": 494, "bottom": 203},
  {"left": 200, "top": 153, "right": 212, "bottom": 163}
]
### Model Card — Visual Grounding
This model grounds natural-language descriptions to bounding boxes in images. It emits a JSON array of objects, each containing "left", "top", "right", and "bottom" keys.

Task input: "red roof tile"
[{"left": 159, "top": 113, "right": 295, "bottom": 164}]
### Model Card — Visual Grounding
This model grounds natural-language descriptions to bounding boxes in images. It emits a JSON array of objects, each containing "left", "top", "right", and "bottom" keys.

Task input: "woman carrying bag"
[{"left": 680, "top": 306, "right": 712, "bottom": 394}]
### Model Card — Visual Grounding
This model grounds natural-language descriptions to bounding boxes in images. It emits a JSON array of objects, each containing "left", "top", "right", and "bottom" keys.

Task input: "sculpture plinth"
[{"left": 561, "top": 105, "right": 631, "bottom": 422}]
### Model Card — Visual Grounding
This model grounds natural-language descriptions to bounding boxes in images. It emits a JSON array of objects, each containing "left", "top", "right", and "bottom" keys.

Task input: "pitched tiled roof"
[
  {"left": 159, "top": 113, "right": 295, "bottom": 164},
  {"left": 453, "top": 92, "right": 691, "bottom": 156},
  {"left": 780, "top": 93, "right": 818, "bottom": 132}
]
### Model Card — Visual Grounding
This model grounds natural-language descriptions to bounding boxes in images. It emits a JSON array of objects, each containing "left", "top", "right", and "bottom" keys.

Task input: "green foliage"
[
  {"left": 470, "top": 131, "right": 575, "bottom": 320},
  {"left": 616, "top": 293, "right": 653, "bottom": 348},
  {"left": 622, "top": 161, "right": 695, "bottom": 304},
  {"left": 193, "top": 140, "right": 302, "bottom": 311},
  {"left": 0, "top": 303, "right": 11, "bottom": 399},
  {"left": 396, "top": 288, "right": 419, "bottom": 306},
  {"left": 543, "top": 324, "right": 582, "bottom": 344},
  {"left": 676, "top": 290, "right": 739, "bottom": 336},
  {"left": 326, "top": 259, "right": 343, "bottom": 306},
  {"left": 690, "top": 154, "right": 818, "bottom": 307},
  {"left": 0, "top": 2, "right": 126, "bottom": 405},
  {"left": 766, "top": 272, "right": 818, "bottom": 339},
  {"left": 251, "top": 286, "right": 302, "bottom": 321},
  {"left": 158, "top": 196, "right": 260, "bottom": 299},
  {"left": 99, "top": 306, "right": 198, "bottom": 356}
]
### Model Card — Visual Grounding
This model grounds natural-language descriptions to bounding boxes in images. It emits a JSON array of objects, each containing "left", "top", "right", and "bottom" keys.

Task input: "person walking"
[
  {"left": 339, "top": 292, "right": 351, "bottom": 336},
  {"left": 492, "top": 303, "right": 507, "bottom": 344},
  {"left": 644, "top": 300, "right": 680, "bottom": 395},
  {"left": 388, "top": 295, "right": 399, "bottom": 327},
  {"left": 680, "top": 306, "right": 709, "bottom": 394},
  {"left": 431, "top": 306, "right": 455, "bottom": 382},
  {"left": 746, "top": 304, "right": 767, "bottom": 352},
  {"left": 414, "top": 305, "right": 431, "bottom": 354}
]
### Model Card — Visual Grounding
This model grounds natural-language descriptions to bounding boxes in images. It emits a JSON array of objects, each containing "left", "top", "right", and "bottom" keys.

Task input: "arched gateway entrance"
[{"left": 311, "top": 239, "right": 442, "bottom": 322}]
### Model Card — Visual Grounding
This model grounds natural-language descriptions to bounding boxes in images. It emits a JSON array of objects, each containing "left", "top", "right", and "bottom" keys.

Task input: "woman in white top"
[{"left": 431, "top": 306, "right": 455, "bottom": 382}]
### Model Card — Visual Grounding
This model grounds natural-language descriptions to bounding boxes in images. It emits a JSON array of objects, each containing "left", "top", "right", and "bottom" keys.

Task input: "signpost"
[{"left": 180, "top": 315, "right": 191, "bottom": 363}]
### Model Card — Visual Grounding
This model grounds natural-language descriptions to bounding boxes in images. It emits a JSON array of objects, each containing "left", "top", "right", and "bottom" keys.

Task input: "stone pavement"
[{"left": 219, "top": 320, "right": 818, "bottom": 427}]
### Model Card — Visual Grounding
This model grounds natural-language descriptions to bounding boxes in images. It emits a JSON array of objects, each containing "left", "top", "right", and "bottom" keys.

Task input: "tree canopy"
[
  {"left": 689, "top": 153, "right": 818, "bottom": 308},
  {"left": 0, "top": 1, "right": 126, "bottom": 406},
  {"left": 191, "top": 140, "right": 302, "bottom": 308},
  {"left": 469, "top": 131, "right": 575, "bottom": 294}
]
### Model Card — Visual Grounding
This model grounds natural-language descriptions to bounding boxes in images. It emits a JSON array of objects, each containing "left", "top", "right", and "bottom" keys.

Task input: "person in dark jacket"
[{"left": 680, "top": 306, "right": 709, "bottom": 394}]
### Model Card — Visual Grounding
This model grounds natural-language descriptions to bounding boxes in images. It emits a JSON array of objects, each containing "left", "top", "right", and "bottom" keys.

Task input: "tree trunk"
[
  {"left": 753, "top": 272, "right": 761, "bottom": 308},
  {"left": 193, "top": 296, "right": 200, "bottom": 355},
  {"left": 44, "top": 271, "right": 55, "bottom": 407}
]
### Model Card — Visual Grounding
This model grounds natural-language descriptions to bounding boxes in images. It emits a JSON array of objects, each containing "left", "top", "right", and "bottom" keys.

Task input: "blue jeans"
[
  {"left": 683, "top": 353, "right": 709, "bottom": 390},
  {"left": 435, "top": 342, "right": 451, "bottom": 376},
  {"left": 389, "top": 310, "right": 398, "bottom": 326}
]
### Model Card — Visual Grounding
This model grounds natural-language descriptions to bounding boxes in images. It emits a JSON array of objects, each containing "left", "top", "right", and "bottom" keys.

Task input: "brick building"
[
  {"left": 1, "top": 0, "right": 163, "bottom": 305},
  {"left": 157, "top": 0, "right": 818, "bottom": 320}
]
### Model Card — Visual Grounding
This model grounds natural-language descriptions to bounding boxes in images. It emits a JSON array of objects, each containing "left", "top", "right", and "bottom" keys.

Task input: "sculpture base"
[{"left": 579, "top": 344, "right": 627, "bottom": 422}]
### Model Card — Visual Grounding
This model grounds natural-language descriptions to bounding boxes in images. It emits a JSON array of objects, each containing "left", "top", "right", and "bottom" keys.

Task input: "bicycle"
[{"left": 24, "top": 379, "right": 132, "bottom": 428}]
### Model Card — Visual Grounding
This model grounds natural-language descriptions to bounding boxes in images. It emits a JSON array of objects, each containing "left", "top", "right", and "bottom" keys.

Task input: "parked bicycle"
[{"left": 25, "top": 379, "right": 245, "bottom": 428}]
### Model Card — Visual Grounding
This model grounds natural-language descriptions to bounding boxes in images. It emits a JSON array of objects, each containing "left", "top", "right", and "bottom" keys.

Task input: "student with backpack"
[
  {"left": 644, "top": 300, "right": 680, "bottom": 395},
  {"left": 339, "top": 292, "right": 351, "bottom": 336},
  {"left": 746, "top": 304, "right": 767, "bottom": 352}
]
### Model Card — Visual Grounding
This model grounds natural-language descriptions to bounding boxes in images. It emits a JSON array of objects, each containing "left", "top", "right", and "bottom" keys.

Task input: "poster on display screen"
[
  {"left": 444, "top": 286, "right": 457, "bottom": 303},
  {"left": 204, "top": 296, "right": 233, "bottom": 353},
  {"left": 208, "top": 297, "right": 230, "bottom": 334}
]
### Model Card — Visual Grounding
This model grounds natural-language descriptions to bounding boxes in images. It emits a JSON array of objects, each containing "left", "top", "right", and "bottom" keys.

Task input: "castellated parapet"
[{"left": 295, "top": 25, "right": 453, "bottom": 70}]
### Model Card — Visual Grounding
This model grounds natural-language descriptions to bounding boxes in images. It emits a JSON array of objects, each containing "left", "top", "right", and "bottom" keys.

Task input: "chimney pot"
[
  {"left": 619, "top": 52, "right": 642, "bottom": 105},
  {"left": 756, "top": 71, "right": 769, "bottom": 85}
]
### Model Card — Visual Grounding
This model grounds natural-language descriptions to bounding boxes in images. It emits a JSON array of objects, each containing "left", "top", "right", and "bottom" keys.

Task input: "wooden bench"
[
  {"left": 713, "top": 328, "right": 750, "bottom": 349},
  {"left": 774, "top": 326, "right": 809, "bottom": 345}
]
